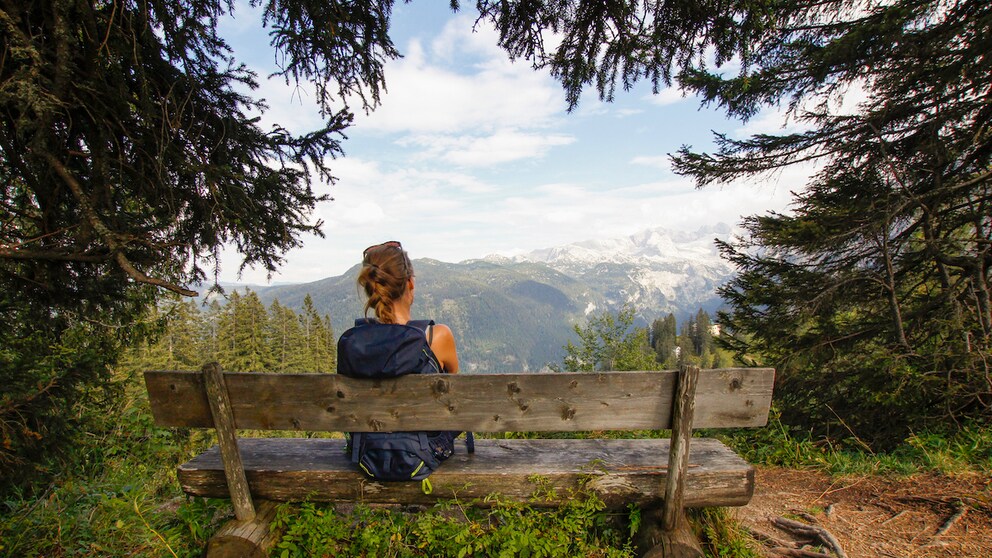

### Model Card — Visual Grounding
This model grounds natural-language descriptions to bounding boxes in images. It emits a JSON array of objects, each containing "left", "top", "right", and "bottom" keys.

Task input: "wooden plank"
[
  {"left": 202, "top": 363, "right": 255, "bottom": 521},
  {"left": 643, "top": 521, "right": 704, "bottom": 558},
  {"left": 662, "top": 365, "right": 699, "bottom": 531},
  {"left": 145, "top": 368, "right": 774, "bottom": 432},
  {"left": 205, "top": 500, "right": 279, "bottom": 558},
  {"left": 177, "top": 437, "right": 755, "bottom": 508}
]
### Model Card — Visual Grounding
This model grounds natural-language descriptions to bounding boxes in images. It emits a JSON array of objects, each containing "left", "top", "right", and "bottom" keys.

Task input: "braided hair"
[{"left": 357, "top": 243, "right": 413, "bottom": 324}]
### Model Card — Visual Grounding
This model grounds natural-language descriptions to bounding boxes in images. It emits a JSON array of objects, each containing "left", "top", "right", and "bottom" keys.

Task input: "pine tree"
[
  {"left": 234, "top": 291, "right": 272, "bottom": 371},
  {"left": 670, "top": 0, "right": 992, "bottom": 445},
  {"left": 268, "top": 300, "right": 307, "bottom": 372},
  {"left": 650, "top": 313, "right": 679, "bottom": 368},
  {"left": 691, "top": 309, "right": 713, "bottom": 357},
  {"left": 301, "top": 295, "right": 336, "bottom": 373}
]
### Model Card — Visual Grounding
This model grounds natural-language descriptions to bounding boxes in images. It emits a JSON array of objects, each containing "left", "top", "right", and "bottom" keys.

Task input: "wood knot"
[
  {"left": 336, "top": 390, "right": 346, "bottom": 399},
  {"left": 447, "top": 404, "right": 456, "bottom": 413},
  {"left": 507, "top": 382, "right": 521, "bottom": 395},
  {"left": 368, "top": 418, "right": 384, "bottom": 431},
  {"left": 729, "top": 377, "right": 743, "bottom": 391},
  {"left": 493, "top": 414, "right": 501, "bottom": 422},
  {"left": 433, "top": 379, "right": 450, "bottom": 394},
  {"left": 326, "top": 406, "right": 336, "bottom": 413},
  {"left": 569, "top": 380, "right": 578, "bottom": 389},
  {"left": 291, "top": 418, "right": 302, "bottom": 429},
  {"left": 169, "top": 384, "right": 177, "bottom": 392},
  {"left": 519, "top": 403, "right": 530, "bottom": 413},
  {"left": 561, "top": 406, "right": 576, "bottom": 421}
]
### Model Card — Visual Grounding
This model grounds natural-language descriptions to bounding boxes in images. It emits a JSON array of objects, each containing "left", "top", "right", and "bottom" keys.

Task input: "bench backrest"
[{"left": 144, "top": 368, "right": 774, "bottom": 432}]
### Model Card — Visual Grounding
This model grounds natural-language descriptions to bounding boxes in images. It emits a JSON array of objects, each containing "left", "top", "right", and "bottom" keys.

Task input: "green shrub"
[
  {"left": 720, "top": 408, "right": 992, "bottom": 476},
  {"left": 270, "top": 485, "right": 636, "bottom": 558},
  {"left": 693, "top": 508, "right": 762, "bottom": 558}
]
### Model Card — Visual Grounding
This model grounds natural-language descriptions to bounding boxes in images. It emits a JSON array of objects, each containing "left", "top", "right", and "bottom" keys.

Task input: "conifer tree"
[
  {"left": 669, "top": 0, "right": 992, "bottom": 444},
  {"left": 301, "top": 294, "right": 336, "bottom": 372},
  {"left": 230, "top": 290, "right": 272, "bottom": 371},
  {"left": 691, "top": 309, "right": 713, "bottom": 357},
  {"left": 268, "top": 300, "right": 308, "bottom": 372},
  {"left": 650, "top": 313, "right": 679, "bottom": 368}
]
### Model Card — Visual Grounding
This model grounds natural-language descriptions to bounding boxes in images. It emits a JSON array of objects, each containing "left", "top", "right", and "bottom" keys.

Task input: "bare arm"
[{"left": 430, "top": 324, "right": 459, "bottom": 374}]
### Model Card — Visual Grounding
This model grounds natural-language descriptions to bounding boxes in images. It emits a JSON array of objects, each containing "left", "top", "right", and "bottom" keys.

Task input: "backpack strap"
[
  {"left": 350, "top": 432, "right": 363, "bottom": 463},
  {"left": 407, "top": 319, "right": 436, "bottom": 344}
]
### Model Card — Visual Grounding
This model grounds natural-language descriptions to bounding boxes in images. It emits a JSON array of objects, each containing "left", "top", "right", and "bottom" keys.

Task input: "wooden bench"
[{"left": 145, "top": 364, "right": 774, "bottom": 557}]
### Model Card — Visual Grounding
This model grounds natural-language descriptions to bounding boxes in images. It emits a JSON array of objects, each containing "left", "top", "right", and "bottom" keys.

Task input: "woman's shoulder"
[{"left": 430, "top": 323, "right": 454, "bottom": 337}]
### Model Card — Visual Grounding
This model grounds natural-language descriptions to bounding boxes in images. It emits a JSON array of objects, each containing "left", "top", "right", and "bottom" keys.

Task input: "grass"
[
  {"left": 270, "top": 489, "right": 637, "bottom": 558},
  {"left": 718, "top": 407, "right": 992, "bottom": 477},
  {"left": 0, "top": 368, "right": 224, "bottom": 558}
]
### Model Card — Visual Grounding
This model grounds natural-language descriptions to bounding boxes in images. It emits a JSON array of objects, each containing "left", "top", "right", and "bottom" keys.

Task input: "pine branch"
[{"left": 41, "top": 152, "right": 198, "bottom": 297}]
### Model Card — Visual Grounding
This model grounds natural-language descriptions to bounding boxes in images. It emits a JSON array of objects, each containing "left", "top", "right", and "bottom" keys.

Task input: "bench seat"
[{"left": 178, "top": 437, "right": 754, "bottom": 508}]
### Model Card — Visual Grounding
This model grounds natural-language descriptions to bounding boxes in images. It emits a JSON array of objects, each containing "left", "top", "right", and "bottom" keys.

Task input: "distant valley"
[{"left": 240, "top": 225, "right": 737, "bottom": 372}]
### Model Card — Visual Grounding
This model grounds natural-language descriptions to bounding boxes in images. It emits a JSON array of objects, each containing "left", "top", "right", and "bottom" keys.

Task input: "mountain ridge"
[{"left": 248, "top": 225, "right": 736, "bottom": 372}]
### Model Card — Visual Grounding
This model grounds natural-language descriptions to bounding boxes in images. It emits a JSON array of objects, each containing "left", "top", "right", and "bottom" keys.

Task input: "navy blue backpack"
[{"left": 337, "top": 318, "right": 473, "bottom": 489}]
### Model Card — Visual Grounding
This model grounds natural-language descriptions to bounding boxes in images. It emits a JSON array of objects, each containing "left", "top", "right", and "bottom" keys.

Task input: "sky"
[{"left": 216, "top": 2, "right": 803, "bottom": 285}]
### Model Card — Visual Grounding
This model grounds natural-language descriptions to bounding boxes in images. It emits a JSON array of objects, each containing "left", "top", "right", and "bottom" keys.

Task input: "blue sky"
[{"left": 217, "top": 2, "right": 803, "bottom": 284}]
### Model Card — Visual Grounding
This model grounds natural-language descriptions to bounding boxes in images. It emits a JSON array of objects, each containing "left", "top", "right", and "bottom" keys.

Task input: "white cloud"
[
  {"left": 614, "top": 108, "right": 644, "bottom": 118},
  {"left": 354, "top": 19, "right": 566, "bottom": 136},
  {"left": 630, "top": 154, "right": 673, "bottom": 171},
  {"left": 401, "top": 129, "right": 575, "bottom": 167},
  {"left": 645, "top": 86, "right": 689, "bottom": 106}
]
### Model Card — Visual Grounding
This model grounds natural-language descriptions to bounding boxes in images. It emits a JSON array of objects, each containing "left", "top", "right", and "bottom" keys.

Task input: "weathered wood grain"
[
  {"left": 145, "top": 369, "right": 774, "bottom": 432},
  {"left": 662, "top": 365, "right": 698, "bottom": 531},
  {"left": 202, "top": 363, "right": 255, "bottom": 521},
  {"left": 205, "top": 500, "right": 279, "bottom": 558},
  {"left": 177, "top": 437, "right": 754, "bottom": 508},
  {"left": 642, "top": 521, "right": 705, "bottom": 558}
]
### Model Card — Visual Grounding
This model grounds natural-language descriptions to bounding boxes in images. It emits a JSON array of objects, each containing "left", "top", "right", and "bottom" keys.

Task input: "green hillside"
[{"left": 252, "top": 259, "right": 603, "bottom": 372}]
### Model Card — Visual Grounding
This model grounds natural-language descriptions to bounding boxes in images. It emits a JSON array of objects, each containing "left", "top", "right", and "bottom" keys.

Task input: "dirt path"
[{"left": 734, "top": 466, "right": 992, "bottom": 557}]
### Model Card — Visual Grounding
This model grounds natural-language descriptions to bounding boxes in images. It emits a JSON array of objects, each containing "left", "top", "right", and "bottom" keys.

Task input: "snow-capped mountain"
[
  {"left": 494, "top": 224, "right": 737, "bottom": 319},
  {"left": 517, "top": 223, "right": 733, "bottom": 268}
]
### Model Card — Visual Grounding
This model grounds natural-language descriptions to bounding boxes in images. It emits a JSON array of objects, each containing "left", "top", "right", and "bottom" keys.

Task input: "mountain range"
[{"left": 247, "top": 224, "right": 737, "bottom": 372}]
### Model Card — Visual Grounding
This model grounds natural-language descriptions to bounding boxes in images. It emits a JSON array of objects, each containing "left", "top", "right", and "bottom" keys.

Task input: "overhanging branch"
[{"left": 41, "top": 152, "right": 199, "bottom": 297}]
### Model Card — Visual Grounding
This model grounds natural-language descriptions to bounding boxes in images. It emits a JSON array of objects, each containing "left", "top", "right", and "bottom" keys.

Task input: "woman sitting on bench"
[{"left": 355, "top": 240, "right": 459, "bottom": 373}]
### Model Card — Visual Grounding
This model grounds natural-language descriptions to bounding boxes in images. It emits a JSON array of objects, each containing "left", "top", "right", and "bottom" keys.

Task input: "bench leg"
[
  {"left": 636, "top": 507, "right": 704, "bottom": 558},
  {"left": 205, "top": 500, "right": 280, "bottom": 558}
]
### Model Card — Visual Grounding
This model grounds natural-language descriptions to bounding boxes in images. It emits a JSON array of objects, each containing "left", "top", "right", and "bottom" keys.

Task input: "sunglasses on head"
[{"left": 363, "top": 240, "right": 402, "bottom": 259}]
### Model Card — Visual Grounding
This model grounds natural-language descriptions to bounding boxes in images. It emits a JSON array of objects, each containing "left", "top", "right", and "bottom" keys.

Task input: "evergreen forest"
[{"left": 128, "top": 292, "right": 336, "bottom": 374}]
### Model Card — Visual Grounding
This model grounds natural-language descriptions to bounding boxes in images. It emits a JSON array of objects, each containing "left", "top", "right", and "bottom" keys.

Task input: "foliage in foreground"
[
  {"left": 0, "top": 291, "right": 157, "bottom": 498},
  {"left": 722, "top": 409, "right": 992, "bottom": 476},
  {"left": 0, "top": 368, "right": 222, "bottom": 558},
  {"left": 272, "top": 489, "right": 635, "bottom": 558}
]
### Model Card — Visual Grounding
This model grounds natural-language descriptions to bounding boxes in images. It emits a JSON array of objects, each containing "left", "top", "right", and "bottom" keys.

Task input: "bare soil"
[{"left": 735, "top": 466, "right": 992, "bottom": 557}]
